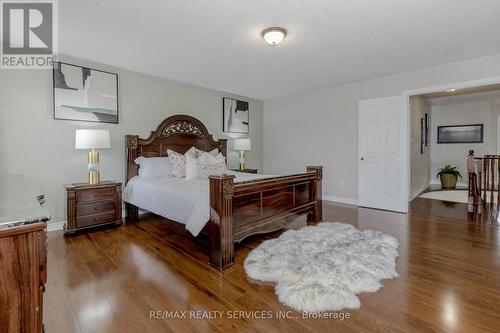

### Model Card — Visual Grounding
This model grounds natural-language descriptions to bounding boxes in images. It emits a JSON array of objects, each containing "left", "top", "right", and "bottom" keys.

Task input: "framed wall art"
[
  {"left": 437, "top": 124, "right": 483, "bottom": 144},
  {"left": 53, "top": 61, "right": 119, "bottom": 124},
  {"left": 420, "top": 118, "right": 426, "bottom": 154},
  {"left": 223, "top": 97, "right": 249, "bottom": 134},
  {"left": 424, "top": 113, "right": 429, "bottom": 147}
]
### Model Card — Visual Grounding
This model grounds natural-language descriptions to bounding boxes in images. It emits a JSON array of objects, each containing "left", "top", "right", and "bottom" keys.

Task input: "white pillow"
[
  {"left": 197, "top": 152, "right": 227, "bottom": 179},
  {"left": 197, "top": 152, "right": 225, "bottom": 164},
  {"left": 134, "top": 156, "right": 171, "bottom": 178},
  {"left": 194, "top": 147, "right": 219, "bottom": 158},
  {"left": 186, "top": 151, "right": 225, "bottom": 180},
  {"left": 185, "top": 153, "right": 200, "bottom": 180},
  {"left": 167, "top": 147, "right": 197, "bottom": 178}
]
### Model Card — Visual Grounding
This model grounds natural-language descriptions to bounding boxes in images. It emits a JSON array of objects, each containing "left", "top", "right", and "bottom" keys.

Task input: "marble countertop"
[{"left": 0, "top": 175, "right": 50, "bottom": 229}]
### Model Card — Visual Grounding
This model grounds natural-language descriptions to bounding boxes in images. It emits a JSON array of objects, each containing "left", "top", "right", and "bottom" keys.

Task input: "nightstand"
[
  {"left": 65, "top": 181, "right": 122, "bottom": 234},
  {"left": 231, "top": 168, "right": 258, "bottom": 174}
]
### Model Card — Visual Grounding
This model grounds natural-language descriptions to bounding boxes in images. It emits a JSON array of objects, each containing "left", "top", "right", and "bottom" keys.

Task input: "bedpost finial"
[
  {"left": 307, "top": 166, "right": 323, "bottom": 180},
  {"left": 127, "top": 135, "right": 138, "bottom": 149}
]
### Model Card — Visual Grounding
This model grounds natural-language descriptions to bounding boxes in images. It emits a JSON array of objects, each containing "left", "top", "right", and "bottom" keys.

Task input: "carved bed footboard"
[{"left": 208, "top": 166, "right": 323, "bottom": 269}]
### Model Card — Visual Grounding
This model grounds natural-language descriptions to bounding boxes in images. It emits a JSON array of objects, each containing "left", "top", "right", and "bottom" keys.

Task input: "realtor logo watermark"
[{"left": 1, "top": 0, "right": 58, "bottom": 69}]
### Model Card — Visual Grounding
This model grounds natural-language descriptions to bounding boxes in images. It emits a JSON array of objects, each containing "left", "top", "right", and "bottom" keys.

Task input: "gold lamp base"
[
  {"left": 88, "top": 149, "right": 100, "bottom": 185},
  {"left": 239, "top": 150, "right": 246, "bottom": 171},
  {"left": 88, "top": 171, "right": 100, "bottom": 185}
]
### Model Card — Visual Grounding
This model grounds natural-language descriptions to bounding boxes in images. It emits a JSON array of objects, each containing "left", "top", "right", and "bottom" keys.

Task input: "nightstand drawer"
[
  {"left": 77, "top": 211, "right": 116, "bottom": 228},
  {"left": 76, "top": 201, "right": 116, "bottom": 217},
  {"left": 65, "top": 181, "right": 122, "bottom": 235},
  {"left": 76, "top": 187, "right": 115, "bottom": 204}
]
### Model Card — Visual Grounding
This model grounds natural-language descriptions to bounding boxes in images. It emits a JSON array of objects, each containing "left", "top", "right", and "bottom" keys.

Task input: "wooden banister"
[
  {"left": 468, "top": 150, "right": 477, "bottom": 207},
  {"left": 468, "top": 150, "right": 500, "bottom": 208}
]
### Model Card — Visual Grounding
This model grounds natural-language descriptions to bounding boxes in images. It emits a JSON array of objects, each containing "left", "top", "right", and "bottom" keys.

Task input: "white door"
[{"left": 358, "top": 96, "right": 408, "bottom": 212}]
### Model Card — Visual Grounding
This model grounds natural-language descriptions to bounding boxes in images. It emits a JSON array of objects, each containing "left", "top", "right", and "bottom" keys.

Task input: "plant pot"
[{"left": 440, "top": 173, "right": 458, "bottom": 189}]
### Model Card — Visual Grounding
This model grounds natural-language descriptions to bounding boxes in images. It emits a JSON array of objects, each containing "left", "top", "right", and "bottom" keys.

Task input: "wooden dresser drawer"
[
  {"left": 76, "top": 201, "right": 116, "bottom": 217},
  {"left": 76, "top": 187, "right": 115, "bottom": 204},
  {"left": 77, "top": 211, "right": 116, "bottom": 228}
]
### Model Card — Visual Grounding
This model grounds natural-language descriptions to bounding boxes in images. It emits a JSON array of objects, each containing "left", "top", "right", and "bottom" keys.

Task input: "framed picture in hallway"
[
  {"left": 420, "top": 118, "right": 425, "bottom": 154},
  {"left": 437, "top": 124, "right": 484, "bottom": 144},
  {"left": 424, "top": 113, "right": 429, "bottom": 146},
  {"left": 223, "top": 97, "right": 249, "bottom": 134},
  {"left": 53, "top": 62, "right": 119, "bottom": 124}
]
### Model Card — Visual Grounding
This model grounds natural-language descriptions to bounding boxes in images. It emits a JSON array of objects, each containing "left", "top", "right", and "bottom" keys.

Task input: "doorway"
[
  {"left": 358, "top": 77, "right": 500, "bottom": 213},
  {"left": 407, "top": 82, "right": 500, "bottom": 203}
]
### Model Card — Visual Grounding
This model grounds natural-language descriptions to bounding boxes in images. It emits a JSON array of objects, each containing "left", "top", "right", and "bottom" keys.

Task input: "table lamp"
[
  {"left": 233, "top": 138, "right": 251, "bottom": 171},
  {"left": 75, "top": 129, "right": 111, "bottom": 185}
]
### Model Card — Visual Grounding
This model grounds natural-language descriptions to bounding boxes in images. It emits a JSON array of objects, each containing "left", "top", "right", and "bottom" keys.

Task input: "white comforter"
[{"left": 123, "top": 171, "right": 272, "bottom": 236}]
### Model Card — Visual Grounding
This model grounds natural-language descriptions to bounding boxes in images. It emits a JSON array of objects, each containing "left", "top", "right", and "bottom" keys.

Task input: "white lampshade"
[
  {"left": 75, "top": 129, "right": 111, "bottom": 149},
  {"left": 233, "top": 138, "right": 251, "bottom": 151}
]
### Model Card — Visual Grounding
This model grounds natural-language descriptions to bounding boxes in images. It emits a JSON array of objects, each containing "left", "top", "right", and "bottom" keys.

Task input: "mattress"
[{"left": 122, "top": 171, "right": 273, "bottom": 236}]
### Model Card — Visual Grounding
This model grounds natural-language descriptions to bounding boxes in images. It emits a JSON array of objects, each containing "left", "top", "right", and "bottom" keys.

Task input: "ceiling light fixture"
[
  {"left": 446, "top": 89, "right": 456, "bottom": 92},
  {"left": 262, "top": 27, "right": 287, "bottom": 46}
]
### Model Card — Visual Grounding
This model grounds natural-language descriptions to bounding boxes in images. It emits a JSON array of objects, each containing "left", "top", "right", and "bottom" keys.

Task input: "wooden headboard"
[{"left": 126, "top": 114, "right": 227, "bottom": 183}]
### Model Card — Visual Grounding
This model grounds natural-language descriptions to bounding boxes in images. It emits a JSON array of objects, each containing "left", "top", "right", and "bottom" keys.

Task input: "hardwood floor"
[{"left": 44, "top": 200, "right": 500, "bottom": 332}]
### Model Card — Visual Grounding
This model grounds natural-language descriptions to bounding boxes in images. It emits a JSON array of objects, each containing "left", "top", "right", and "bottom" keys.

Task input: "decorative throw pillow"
[
  {"left": 197, "top": 152, "right": 227, "bottom": 179},
  {"left": 197, "top": 152, "right": 226, "bottom": 166},
  {"left": 198, "top": 163, "right": 226, "bottom": 179},
  {"left": 186, "top": 147, "right": 198, "bottom": 156},
  {"left": 134, "top": 156, "right": 171, "bottom": 178},
  {"left": 208, "top": 148, "right": 219, "bottom": 156},
  {"left": 193, "top": 147, "right": 219, "bottom": 158},
  {"left": 167, "top": 147, "right": 198, "bottom": 178}
]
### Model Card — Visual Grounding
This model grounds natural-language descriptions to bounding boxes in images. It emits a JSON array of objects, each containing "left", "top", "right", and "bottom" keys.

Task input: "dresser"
[
  {"left": 65, "top": 181, "right": 122, "bottom": 234},
  {"left": 0, "top": 175, "right": 50, "bottom": 333}
]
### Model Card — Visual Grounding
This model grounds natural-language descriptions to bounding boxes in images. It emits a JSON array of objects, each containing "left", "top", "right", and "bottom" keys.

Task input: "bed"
[{"left": 124, "top": 114, "right": 323, "bottom": 269}]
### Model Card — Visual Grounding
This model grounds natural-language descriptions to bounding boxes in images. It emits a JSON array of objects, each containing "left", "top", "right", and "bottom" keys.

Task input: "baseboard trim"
[
  {"left": 47, "top": 221, "right": 66, "bottom": 232},
  {"left": 323, "top": 195, "right": 358, "bottom": 206},
  {"left": 410, "top": 183, "right": 431, "bottom": 201}
]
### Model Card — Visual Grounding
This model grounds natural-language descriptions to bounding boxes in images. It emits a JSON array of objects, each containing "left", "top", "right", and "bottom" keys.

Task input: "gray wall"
[
  {"left": 0, "top": 55, "right": 263, "bottom": 224},
  {"left": 410, "top": 96, "right": 431, "bottom": 198},
  {"left": 264, "top": 53, "right": 500, "bottom": 202}
]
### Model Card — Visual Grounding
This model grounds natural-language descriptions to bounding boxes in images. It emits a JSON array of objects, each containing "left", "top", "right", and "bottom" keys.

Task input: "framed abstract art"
[
  {"left": 223, "top": 97, "right": 249, "bottom": 134},
  {"left": 53, "top": 62, "right": 119, "bottom": 124}
]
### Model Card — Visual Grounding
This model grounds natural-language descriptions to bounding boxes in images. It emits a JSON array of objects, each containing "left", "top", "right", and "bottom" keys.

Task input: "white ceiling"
[{"left": 60, "top": 0, "right": 500, "bottom": 100}]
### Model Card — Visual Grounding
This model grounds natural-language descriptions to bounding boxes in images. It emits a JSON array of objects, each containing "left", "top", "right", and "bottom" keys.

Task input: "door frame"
[{"left": 403, "top": 76, "right": 500, "bottom": 202}]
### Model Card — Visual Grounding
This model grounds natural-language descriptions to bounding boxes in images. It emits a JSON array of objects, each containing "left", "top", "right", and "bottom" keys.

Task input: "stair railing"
[{"left": 468, "top": 150, "right": 500, "bottom": 208}]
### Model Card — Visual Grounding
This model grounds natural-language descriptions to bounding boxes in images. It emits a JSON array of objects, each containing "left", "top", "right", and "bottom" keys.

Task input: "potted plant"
[{"left": 437, "top": 165, "right": 462, "bottom": 189}]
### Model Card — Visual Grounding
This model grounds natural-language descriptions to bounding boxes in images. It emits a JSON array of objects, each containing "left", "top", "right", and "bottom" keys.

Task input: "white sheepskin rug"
[{"left": 244, "top": 222, "right": 399, "bottom": 312}]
